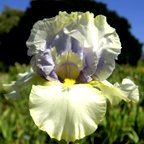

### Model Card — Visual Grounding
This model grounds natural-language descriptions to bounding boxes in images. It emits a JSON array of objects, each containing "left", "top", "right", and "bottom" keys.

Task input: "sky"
[
  {"left": 0, "top": 0, "right": 143, "bottom": 44},
  {"left": 96, "top": 0, "right": 144, "bottom": 44},
  {"left": 0, "top": 0, "right": 30, "bottom": 11}
]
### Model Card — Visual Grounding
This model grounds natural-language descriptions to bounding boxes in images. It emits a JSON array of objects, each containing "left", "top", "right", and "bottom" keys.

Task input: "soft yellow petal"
[
  {"left": 55, "top": 52, "right": 83, "bottom": 80},
  {"left": 90, "top": 79, "right": 139, "bottom": 105},
  {"left": 29, "top": 81, "right": 106, "bottom": 142}
]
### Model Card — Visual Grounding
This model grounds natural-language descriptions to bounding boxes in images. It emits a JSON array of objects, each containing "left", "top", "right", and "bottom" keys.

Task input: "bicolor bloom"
[{"left": 6, "top": 11, "right": 139, "bottom": 142}]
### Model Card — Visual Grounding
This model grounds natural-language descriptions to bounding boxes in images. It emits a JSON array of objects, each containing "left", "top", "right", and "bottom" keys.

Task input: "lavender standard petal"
[
  {"left": 77, "top": 71, "right": 92, "bottom": 83},
  {"left": 50, "top": 30, "right": 83, "bottom": 59},
  {"left": 82, "top": 48, "right": 98, "bottom": 76},
  {"left": 71, "top": 38, "right": 84, "bottom": 60},
  {"left": 50, "top": 31, "right": 72, "bottom": 54},
  {"left": 31, "top": 49, "right": 58, "bottom": 80}
]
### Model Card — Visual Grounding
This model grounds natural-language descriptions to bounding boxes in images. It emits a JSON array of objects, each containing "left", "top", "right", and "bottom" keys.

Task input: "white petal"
[
  {"left": 115, "top": 78, "right": 139, "bottom": 103},
  {"left": 4, "top": 71, "right": 34, "bottom": 99},
  {"left": 26, "top": 12, "right": 80, "bottom": 56},
  {"left": 65, "top": 12, "right": 99, "bottom": 48},
  {"left": 26, "top": 12, "right": 121, "bottom": 81},
  {"left": 63, "top": 13, "right": 121, "bottom": 80},
  {"left": 91, "top": 79, "right": 139, "bottom": 105},
  {"left": 29, "top": 82, "right": 106, "bottom": 142},
  {"left": 4, "top": 71, "right": 49, "bottom": 99},
  {"left": 64, "top": 12, "right": 99, "bottom": 76},
  {"left": 93, "top": 15, "right": 121, "bottom": 80}
]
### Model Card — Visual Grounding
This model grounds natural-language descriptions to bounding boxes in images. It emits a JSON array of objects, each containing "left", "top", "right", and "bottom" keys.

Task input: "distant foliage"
[{"left": 0, "top": 6, "right": 24, "bottom": 34}]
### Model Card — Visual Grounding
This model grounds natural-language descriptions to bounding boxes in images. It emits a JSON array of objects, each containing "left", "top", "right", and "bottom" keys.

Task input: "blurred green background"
[
  {"left": 0, "top": 62, "right": 144, "bottom": 144},
  {"left": 0, "top": 0, "right": 144, "bottom": 143}
]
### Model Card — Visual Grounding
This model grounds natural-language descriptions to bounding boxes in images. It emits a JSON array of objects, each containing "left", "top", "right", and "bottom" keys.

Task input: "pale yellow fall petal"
[{"left": 29, "top": 81, "right": 106, "bottom": 142}]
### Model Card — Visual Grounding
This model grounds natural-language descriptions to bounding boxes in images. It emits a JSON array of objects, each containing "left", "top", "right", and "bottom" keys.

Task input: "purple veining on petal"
[
  {"left": 71, "top": 38, "right": 81, "bottom": 52},
  {"left": 71, "top": 38, "right": 84, "bottom": 60},
  {"left": 60, "top": 61, "right": 78, "bottom": 69},
  {"left": 56, "top": 61, "right": 80, "bottom": 79},
  {"left": 82, "top": 48, "right": 98, "bottom": 76},
  {"left": 94, "top": 48, "right": 117, "bottom": 80},
  {"left": 31, "top": 48, "right": 58, "bottom": 81},
  {"left": 50, "top": 31, "right": 71, "bottom": 54},
  {"left": 49, "top": 30, "right": 84, "bottom": 58},
  {"left": 96, "top": 54, "right": 105, "bottom": 71},
  {"left": 76, "top": 71, "right": 92, "bottom": 83},
  {"left": 45, "top": 70, "right": 59, "bottom": 81},
  {"left": 31, "top": 30, "right": 84, "bottom": 81},
  {"left": 31, "top": 28, "right": 97, "bottom": 81}
]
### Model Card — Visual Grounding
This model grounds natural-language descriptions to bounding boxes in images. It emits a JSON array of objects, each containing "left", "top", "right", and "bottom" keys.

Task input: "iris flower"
[{"left": 6, "top": 12, "right": 139, "bottom": 142}]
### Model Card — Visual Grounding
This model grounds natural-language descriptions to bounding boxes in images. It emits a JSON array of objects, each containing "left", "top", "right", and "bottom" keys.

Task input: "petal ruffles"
[
  {"left": 26, "top": 12, "right": 121, "bottom": 81},
  {"left": 29, "top": 81, "right": 106, "bottom": 142},
  {"left": 90, "top": 78, "right": 139, "bottom": 105},
  {"left": 93, "top": 15, "right": 121, "bottom": 80}
]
